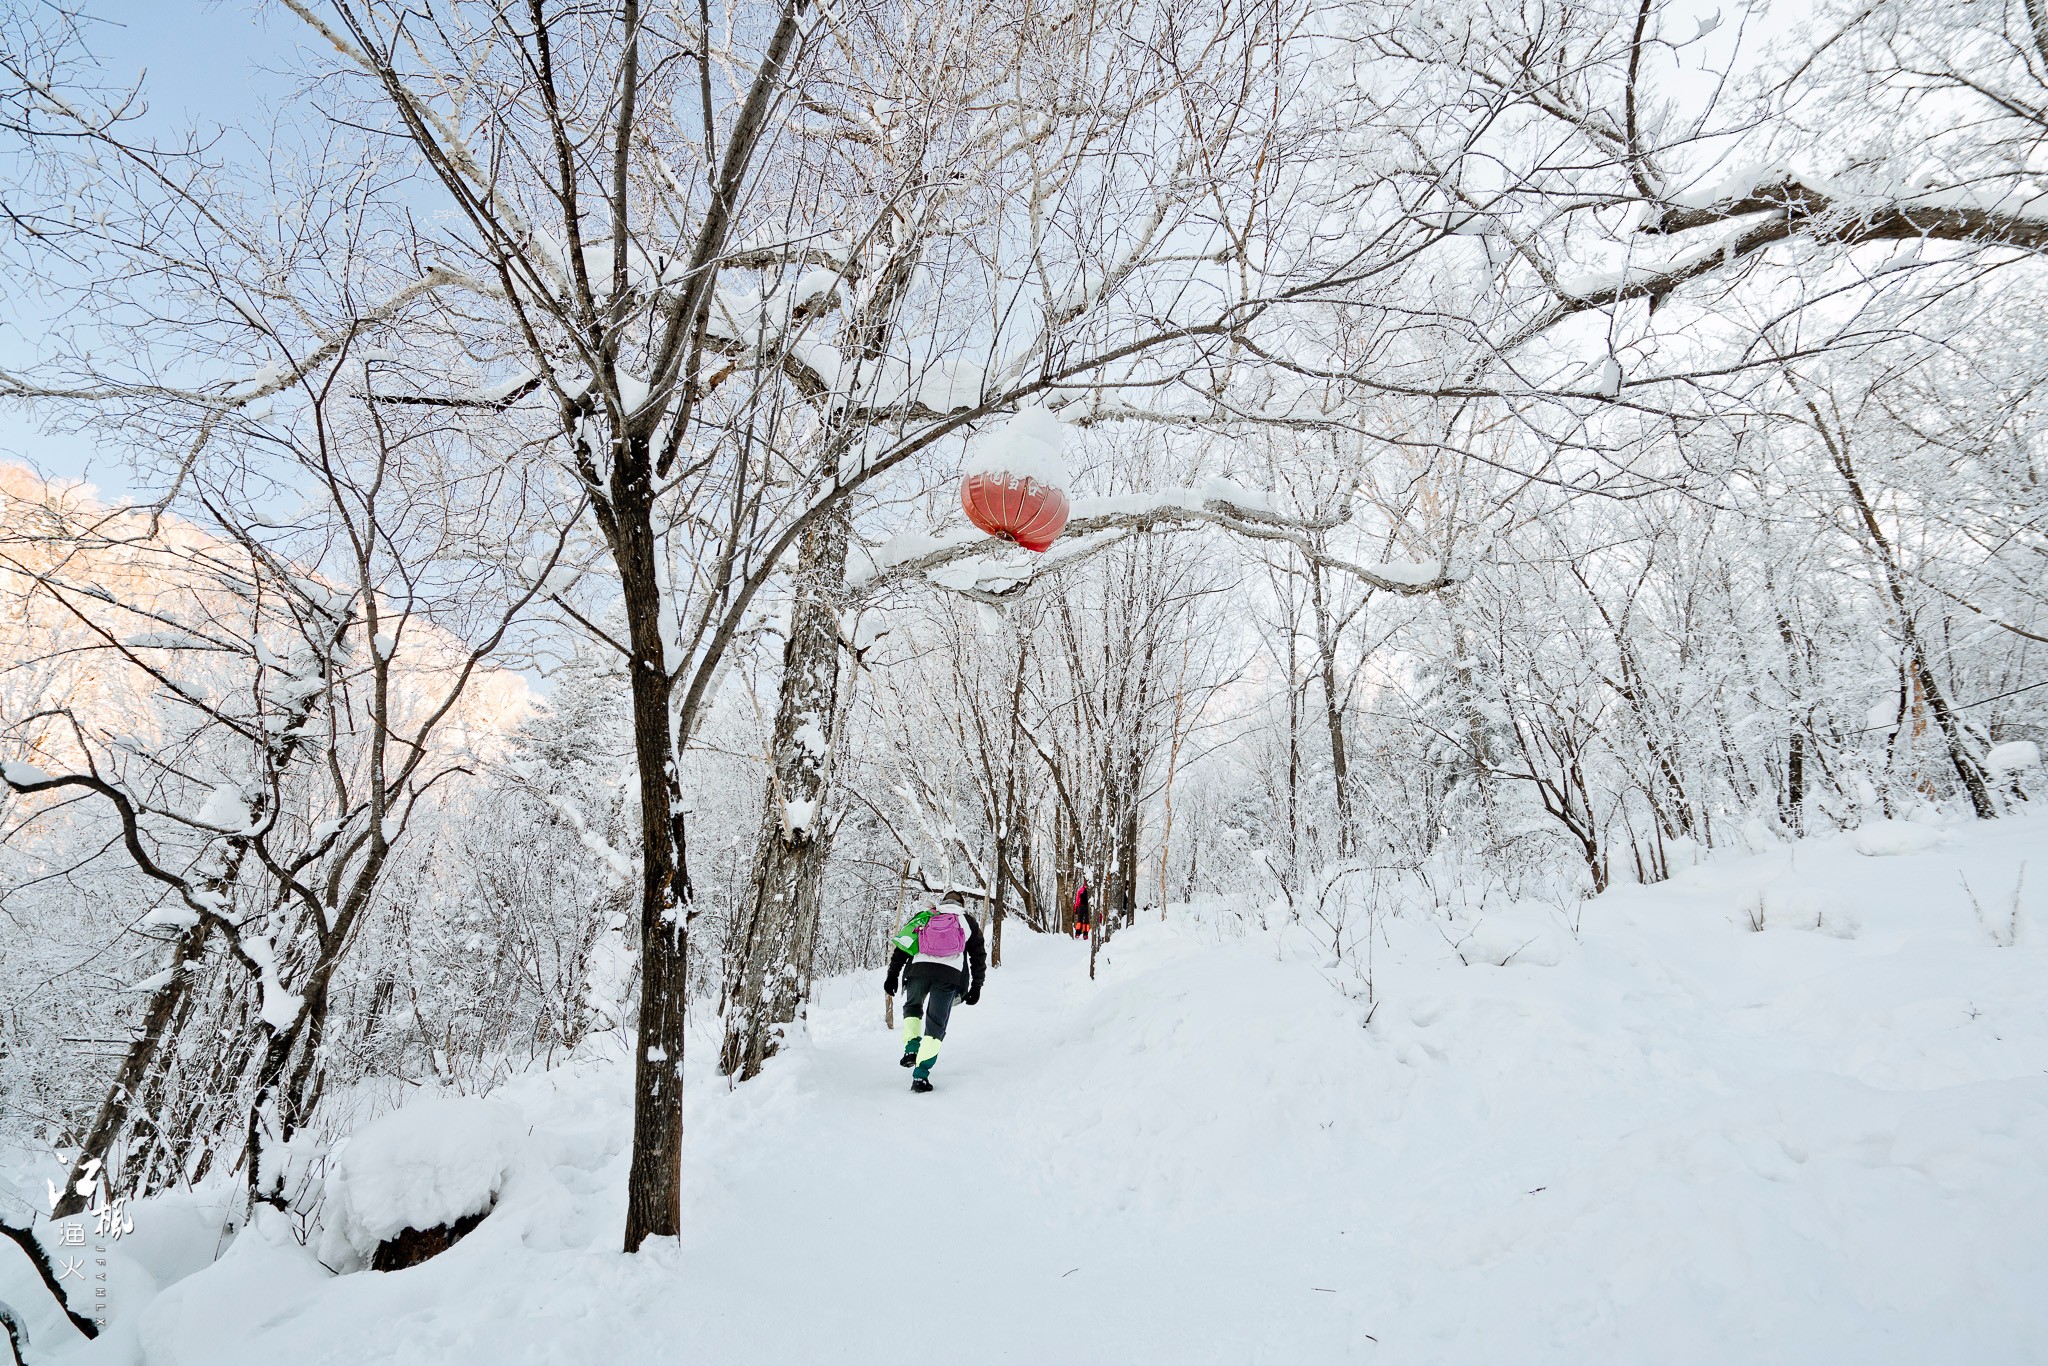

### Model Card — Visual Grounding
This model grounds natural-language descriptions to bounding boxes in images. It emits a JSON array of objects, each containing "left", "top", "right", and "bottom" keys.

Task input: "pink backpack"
[{"left": 918, "top": 910, "right": 967, "bottom": 957}]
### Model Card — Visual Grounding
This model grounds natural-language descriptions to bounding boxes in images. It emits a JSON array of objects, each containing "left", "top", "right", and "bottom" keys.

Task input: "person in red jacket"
[{"left": 1071, "top": 879, "right": 1092, "bottom": 940}]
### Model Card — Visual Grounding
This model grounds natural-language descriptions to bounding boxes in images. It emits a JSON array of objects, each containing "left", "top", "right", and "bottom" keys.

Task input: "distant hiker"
[
  {"left": 885, "top": 891, "right": 986, "bottom": 1094},
  {"left": 1071, "top": 880, "right": 1092, "bottom": 940}
]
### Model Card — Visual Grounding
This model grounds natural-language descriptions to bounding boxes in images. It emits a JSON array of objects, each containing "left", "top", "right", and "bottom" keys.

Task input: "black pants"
[{"left": 902, "top": 977, "right": 957, "bottom": 1043}]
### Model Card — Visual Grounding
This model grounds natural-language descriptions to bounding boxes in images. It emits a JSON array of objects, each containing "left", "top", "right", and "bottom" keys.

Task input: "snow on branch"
[
  {"left": 1645, "top": 173, "right": 2048, "bottom": 249},
  {"left": 1498, "top": 173, "right": 2048, "bottom": 359},
  {"left": 723, "top": 232, "right": 852, "bottom": 271},
  {"left": 850, "top": 481, "right": 1455, "bottom": 600}
]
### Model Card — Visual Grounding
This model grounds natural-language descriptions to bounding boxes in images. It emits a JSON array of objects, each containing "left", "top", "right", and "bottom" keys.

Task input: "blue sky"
[{"left": 83, "top": 2, "right": 293, "bottom": 129}]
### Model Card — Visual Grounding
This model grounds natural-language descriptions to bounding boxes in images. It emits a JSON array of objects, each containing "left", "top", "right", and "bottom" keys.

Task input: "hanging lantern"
[
  {"left": 959, "top": 407, "right": 1071, "bottom": 553},
  {"left": 961, "top": 471, "right": 1070, "bottom": 552}
]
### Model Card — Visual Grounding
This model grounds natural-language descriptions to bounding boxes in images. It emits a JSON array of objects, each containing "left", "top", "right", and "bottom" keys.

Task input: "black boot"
[
  {"left": 910, "top": 1077, "right": 934, "bottom": 1093},
  {"left": 899, "top": 1051, "right": 917, "bottom": 1068}
]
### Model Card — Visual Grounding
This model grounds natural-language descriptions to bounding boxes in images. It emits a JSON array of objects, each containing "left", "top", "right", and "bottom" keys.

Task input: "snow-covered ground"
[{"left": 12, "top": 814, "right": 2048, "bottom": 1364}]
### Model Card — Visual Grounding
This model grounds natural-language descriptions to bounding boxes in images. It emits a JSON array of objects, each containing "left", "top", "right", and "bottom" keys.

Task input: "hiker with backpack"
[
  {"left": 1071, "top": 879, "right": 1092, "bottom": 940},
  {"left": 885, "top": 890, "right": 987, "bottom": 1093}
]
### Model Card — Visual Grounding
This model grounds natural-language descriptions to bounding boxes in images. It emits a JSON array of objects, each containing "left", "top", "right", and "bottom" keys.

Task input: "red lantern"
[
  {"left": 960, "top": 407, "right": 1072, "bottom": 552},
  {"left": 960, "top": 472, "right": 1070, "bottom": 552}
]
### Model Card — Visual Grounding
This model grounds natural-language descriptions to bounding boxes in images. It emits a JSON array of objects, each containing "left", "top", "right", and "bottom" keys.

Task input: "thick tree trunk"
[
  {"left": 719, "top": 511, "right": 850, "bottom": 1080},
  {"left": 715, "top": 204, "right": 929, "bottom": 1077},
  {"left": 607, "top": 443, "right": 693, "bottom": 1254}
]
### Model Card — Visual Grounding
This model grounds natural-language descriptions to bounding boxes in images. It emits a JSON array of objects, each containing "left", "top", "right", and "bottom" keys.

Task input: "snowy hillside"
[
  {"left": 12, "top": 7, "right": 2048, "bottom": 1365},
  {"left": 8, "top": 814, "right": 2040, "bottom": 1365}
]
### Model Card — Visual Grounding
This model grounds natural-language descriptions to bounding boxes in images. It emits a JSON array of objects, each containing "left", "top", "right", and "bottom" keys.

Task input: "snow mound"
[
  {"left": 1986, "top": 741, "right": 2039, "bottom": 774},
  {"left": 1852, "top": 819, "right": 1947, "bottom": 857},
  {"left": 1, "top": 758, "right": 52, "bottom": 786},
  {"left": 318, "top": 1098, "right": 529, "bottom": 1266},
  {"left": 194, "top": 782, "right": 257, "bottom": 834},
  {"left": 963, "top": 405, "right": 1069, "bottom": 487}
]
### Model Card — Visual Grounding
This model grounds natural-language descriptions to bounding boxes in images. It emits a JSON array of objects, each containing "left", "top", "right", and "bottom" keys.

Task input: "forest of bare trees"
[{"left": 2, "top": 0, "right": 2042, "bottom": 1272}]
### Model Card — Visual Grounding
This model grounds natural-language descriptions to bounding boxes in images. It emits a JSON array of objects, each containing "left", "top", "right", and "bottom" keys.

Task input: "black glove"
[
  {"left": 884, "top": 976, "right": 900, "bottom": 997},
  {"left": 964, "top": 987, "right": 981, "bottom": 1006}
]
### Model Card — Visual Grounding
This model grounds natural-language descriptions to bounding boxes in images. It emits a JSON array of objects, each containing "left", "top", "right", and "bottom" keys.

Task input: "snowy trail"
[
  {"left": 56, "top": 815, "right": 2048, "bottom": 1364},
  {"left": 669, "top": 931, "right": 1397, "bottom": 1365}
]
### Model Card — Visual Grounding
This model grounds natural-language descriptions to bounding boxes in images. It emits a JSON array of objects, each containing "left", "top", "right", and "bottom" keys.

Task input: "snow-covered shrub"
[
  {"left": 316, "top": 1098, "right": 529, "bottom": 1272},
  {"left": 1987, "top": 741, "right": 2039, "bottom": 776}
]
